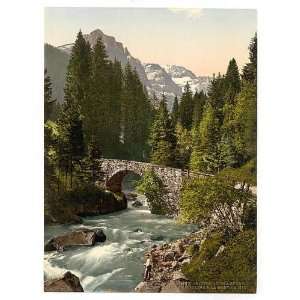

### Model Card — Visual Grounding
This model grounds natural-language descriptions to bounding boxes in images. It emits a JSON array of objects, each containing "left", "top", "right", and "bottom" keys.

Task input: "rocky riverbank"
[
  {"left": 45, "top": 189, "right": 127, "bottom": 225},
  {"left": 135, "top": 229, "right": 207, "bottom": 293},
  {"left": 44, "top": 271, "right": 84, "bottom": 292},
  {"left": 45, "top": 228, "right": 106, "bottom": 252}
]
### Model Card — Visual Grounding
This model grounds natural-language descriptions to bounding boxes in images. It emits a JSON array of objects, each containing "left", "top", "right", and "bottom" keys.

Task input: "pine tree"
[
  {"left": 56, "top": 30, "right": 91, "bottom": 188},
  {"left": 207, "top": 73, "right": 226, "bottom": 123},
  {"left": 242, "top": 33, "right": 257, "bottom": 85},
  {"left": 192, "top": 90, "right": 207, "bottom": 127},
  {"left": 121, "top": 63, "right": 151, "bottom": 161},
  {"left": 44, "top": 69, "right": 56, "bottom": 121},
  {"left": 224, "top": 58, "right": 241, "bottom": 103},
  {"left": 219, "top": 58, "right": 241, "bottom": 169},
  {"left": 179, "top": 82, "right": 194, "bottom": 130},
  {"left": 149, "top": 94, "right": 176, "bottom": 166},
  {"left": 171, "top": 96, "right": 179, "bottom": 127},
  {"left": 175, "top": 123, "right": 192, "bottom": 168},
  {"left": 190, "top": 103, "right": 220, "bottom": 173},
  {"left": 90, "top": 37, "right": 113, "bottom": 155},
  {"left": 233, "top": 82, "right": 256, "bottom": 164}
]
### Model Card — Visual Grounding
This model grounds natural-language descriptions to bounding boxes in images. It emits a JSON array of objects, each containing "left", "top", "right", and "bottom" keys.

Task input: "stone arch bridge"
[{"left": 96, "top": 159, "right": 206, "bottom": 216}]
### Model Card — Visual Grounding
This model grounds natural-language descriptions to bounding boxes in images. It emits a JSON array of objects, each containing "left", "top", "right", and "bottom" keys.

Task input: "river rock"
[
  {"left": 172, "top": 241, "right": 185, "bottom": 255},
  {"left": 126, "top": 192, "right": 138, "bottom": 201},
  {"left": 45, "top": 228, "right": 106, "bottom": 251},
  {"left": 164, "top": 251, "right": 175, "bottom": 261},
  {"left": 132, "top": 200, "right": 143, "bottom": 207},
  {"left": 44, "top": 271, "right": 84, "bottom": 292},
  {"left": 151, "top": 234, "right": 164, "bottom": 241},
  {"left": 95, "top": 229, "right": 107, "bottom": 243},
  {"left": 215, "top": 245, "right": 225, "bottom": 257},
  {"left": 135, "top": 281, "right": 161, "bottom": 293},
  {"left": 172, "top": 271, "right": 188, "bottom": 281}
]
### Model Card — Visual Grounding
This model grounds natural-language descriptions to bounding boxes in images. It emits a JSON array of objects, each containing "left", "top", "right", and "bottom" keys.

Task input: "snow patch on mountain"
[{"left": 162, "top": 64, "right": 211, "bottom": 94}]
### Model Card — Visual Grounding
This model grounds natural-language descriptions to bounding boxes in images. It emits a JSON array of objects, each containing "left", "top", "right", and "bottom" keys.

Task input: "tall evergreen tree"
[
  {"left": 179, "top": 82, "right": 194, "bottom": 130},
  {"left": 149, "top": 94, "right": 176, "bottom": 166},
  {"left": 242, "top": 33, "right": 257, "bottom": 85},
  {"left": 90, "top": 37, "right": 113, "bottom": 155},
  {"left": 171, "top": 96, "right": 179, "bottom": 127},
  {"left": 121, "top": 63, "right": 151, "bottom": 161},
  {"left": 190, "top": 103, "right": 220, "bottom": 173},
  {"left": 44, "top": 69, "right": 56, "bottom": 121},
  {"left": 192, "top": 90, "right": 207, "bottom": 127},
  {"left": 57, "top": 30, "right": 90, "bottom": 188},
  {"left": 207, "top": 73, "right": 226, "bottom": 123},
  {"left": 224, "top": 58, "right": 241, "bottom": 104}
]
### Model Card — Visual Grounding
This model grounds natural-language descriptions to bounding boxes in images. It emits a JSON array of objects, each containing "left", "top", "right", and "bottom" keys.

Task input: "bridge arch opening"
[{"left": 106, "top": 170, "right": 142, "bottom": 194}]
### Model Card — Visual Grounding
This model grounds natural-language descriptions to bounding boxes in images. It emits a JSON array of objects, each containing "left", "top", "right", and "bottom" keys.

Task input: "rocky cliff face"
[
  {"left": 143, "top": 63, "right": 182, "bottom": 110},
  {"left": 162, "top": 64, "right": 211, "bottom": 94},
  {"left": 83, "top": 29, "right": 149, "bottom": 85},
  {"left": 44, "top": 190, "right": 127, "bottom": 225},
  {"left": 46, "top": 28, "right": 211, "bottom": 108}
]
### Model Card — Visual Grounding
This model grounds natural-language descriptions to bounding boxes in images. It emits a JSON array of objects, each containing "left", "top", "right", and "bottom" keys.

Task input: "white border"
[{"left": 1, "top": 1, "right": 300, "bottom": 300}]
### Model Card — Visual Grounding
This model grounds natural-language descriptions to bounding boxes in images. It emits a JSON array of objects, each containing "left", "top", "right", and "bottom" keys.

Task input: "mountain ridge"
[{"left": 45, "top": 29, "right": 211, "bottom": 108}]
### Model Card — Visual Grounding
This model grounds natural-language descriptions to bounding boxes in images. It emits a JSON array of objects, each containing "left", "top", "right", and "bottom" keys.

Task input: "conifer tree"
[
  {"left": 179, "top": 82, "right": 194, "bottom": 130},
  {"left": 190, "top": 103, "right": 220, "bottom": 173},
  {"left": 242, "top": 33, "right": 257, "bottom": 85},
  {"left": 175, "top": 123, "right": 192, "bottom": 168},
  {"left": 207, "top": 73, "right": 226, "bottom": 123},
  {"left": 56, "top": 30, "right": 90, "bottom": 188},
  {"left": 224, "top": 58, "right": 241, "bottom": 103},
  {"left": 89, "top": 37, "right": 115, "bottom": 156},
  {"left": 192, "top": 90, "right": 207, "bottom": 127},
  {"left": 233, "top": 82, "right": 256, "bottom": 164},
  {"left": 44, "top": 69, "right": 56, "bottom": 121},
  {"left": 121, "top": 63, "right": 151, "bottom": 161},
  {"left": 149, "top": 94, "right": 176, "bottom": 166},
  {"left": 171, "top": 96, "right": 179, "bottom": 127}
]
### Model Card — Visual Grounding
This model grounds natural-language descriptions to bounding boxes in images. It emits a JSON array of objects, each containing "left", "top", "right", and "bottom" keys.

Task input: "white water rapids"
[{"left": 44, "top": 194, "right": 198, "bottom": 292}]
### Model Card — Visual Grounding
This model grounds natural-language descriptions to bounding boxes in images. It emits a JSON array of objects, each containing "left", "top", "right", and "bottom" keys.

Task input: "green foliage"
[
  {"left": 44, "top": 43, "right": 69, "bottom": 104},
  {"left": 179, "top": 82, "right": 194, "bottom": 130},
  {"left": 233, "top": 82, "right": 257, "bottom": 163},
  {"left": 136, "top": 169, "right": 167, "bottom": 215},
  {"left": 192, "top": 91, "right": 207, "bottom": 127},
  {"left": 121, "top": 63, "right": 152, "bottom": 161},
  {"left": 171, "top": 96, "right": 179, "bottom": 127},
  {"left": 174, "top": 123, "right": 192, "bottom": 168},
  {"left": 224, "top": 58, "right": 241, "bottom": 103},
  {"left": 190, "top": 103, "right": 220, "bottom": 173},
  {"left": 180, "top": 167, "right": 255, "bottom": 233},
  {"left": 182, "top": 230, "right": 256, "bottom": 293},
  {"left": 242, "top": 33, "right": 257, "bottom": 85},
  {"left": 149, "top": 95, "right": 176, "bottom": 166}
]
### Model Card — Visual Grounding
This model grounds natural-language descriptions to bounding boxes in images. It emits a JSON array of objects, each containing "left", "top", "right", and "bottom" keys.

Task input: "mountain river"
[{"left": 44, "top": 194, "right": 198, "bottom": 292}]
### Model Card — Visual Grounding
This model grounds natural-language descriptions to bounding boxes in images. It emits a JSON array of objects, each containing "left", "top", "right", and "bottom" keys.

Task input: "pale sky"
[{"left": 45, "top": 7, "right": 256, "bottom": 76}]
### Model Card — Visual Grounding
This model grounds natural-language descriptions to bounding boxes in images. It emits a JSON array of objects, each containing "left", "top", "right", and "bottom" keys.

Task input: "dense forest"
[{"left": 45, "top": 30, "right": 257, "bottom": 292}]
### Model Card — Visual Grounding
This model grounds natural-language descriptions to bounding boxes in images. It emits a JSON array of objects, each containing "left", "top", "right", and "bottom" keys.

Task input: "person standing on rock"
[{"left": 144, "top": 254, "right": 152, "bottom": 281}]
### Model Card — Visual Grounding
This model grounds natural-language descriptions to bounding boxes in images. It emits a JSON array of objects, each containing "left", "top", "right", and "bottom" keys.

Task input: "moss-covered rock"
[
  {"left": 45, "top": 186, "right": 127, "bottom": 225},
  {"left": 182, "top": 230, "right": 256, "bottom": 293}
]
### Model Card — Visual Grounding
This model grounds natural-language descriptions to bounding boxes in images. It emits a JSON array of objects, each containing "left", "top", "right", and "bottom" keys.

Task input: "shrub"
[
  {"left": 136, "top": 169, "right": 167, "bottom": 215},
  {"left": 182, "top": 230, "right": 256, "bottom": 293}
]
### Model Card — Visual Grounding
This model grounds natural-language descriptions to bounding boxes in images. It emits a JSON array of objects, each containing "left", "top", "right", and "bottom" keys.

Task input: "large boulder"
[
  {"left": 45, "top": 228, "right": 106, "bottom": 251},
  {"left": 135, "top": 281, "right": 161, "bottom": 293},
  {"left": 132, "top": 200, "right": 143, "bottom": 207},
  {"left": 44, "top": 271, "right": 84, "bottom": 292}
]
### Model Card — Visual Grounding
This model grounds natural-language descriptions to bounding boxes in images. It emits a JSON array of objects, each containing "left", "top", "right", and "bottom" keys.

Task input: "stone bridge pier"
[{"left": 96, "top": 159, "right": 193, "bottom": 216}]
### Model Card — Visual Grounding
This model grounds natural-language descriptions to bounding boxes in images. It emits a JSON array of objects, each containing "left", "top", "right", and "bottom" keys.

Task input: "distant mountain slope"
[
  {"left": 143, "top": 63, "right": 182, "bottom": 110},
  {"left": 45, "top": 29, "right": 211, "bottom": 109},
  {"left": 44, "top": 44, "right": 69, "bottom": 103},
  {"left": 162, "top": 64, "right": 211, "bottom": 94}
]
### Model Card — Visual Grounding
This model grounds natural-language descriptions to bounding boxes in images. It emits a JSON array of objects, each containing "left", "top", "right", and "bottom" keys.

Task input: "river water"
[{"left": 44, "top": 194, "right": 198, "bottom": 292}]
